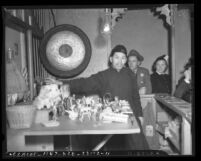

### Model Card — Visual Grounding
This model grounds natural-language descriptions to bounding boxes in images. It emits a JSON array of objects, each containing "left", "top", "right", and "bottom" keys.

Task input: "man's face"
[
  {"left": 128, "top": 56, "right": 140, "bottom": 71},
  {"left": 110, "top": 52, "right": 127, "bottom": 71}
]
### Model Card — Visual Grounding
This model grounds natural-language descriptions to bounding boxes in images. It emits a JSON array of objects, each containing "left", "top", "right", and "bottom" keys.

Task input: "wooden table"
[{"left": 7, "top": 115, "right": 140, "bottom": 152}]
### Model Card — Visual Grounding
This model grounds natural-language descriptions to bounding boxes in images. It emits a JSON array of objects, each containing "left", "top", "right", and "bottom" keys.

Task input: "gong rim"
[{"left": 39, "top": 24, "right": 92, "bottom": 78}]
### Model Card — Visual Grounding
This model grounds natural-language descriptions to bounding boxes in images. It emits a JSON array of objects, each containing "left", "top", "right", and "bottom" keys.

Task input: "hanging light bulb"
[
  {"left": 102, "top": 8, "right": 112, "bottom": 34},
  {"left": 103, "top": 23, "right": 110, "bottom": 33}
]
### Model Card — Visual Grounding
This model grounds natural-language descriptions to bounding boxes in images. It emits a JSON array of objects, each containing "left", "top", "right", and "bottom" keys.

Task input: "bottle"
[{"left": 7, "top": 48, "right": 13, "bottom": 63}]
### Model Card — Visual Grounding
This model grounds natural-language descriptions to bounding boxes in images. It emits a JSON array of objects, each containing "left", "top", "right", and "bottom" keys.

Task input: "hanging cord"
[{"left": 50, "top": 9, "right": 56, "bottom": 27}]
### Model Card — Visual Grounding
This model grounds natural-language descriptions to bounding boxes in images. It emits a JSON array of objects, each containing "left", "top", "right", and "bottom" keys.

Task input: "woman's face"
[
  {"left": 156, "top": 60, "right": 167, "bottom": 74},
  {"left": 110, "top": 52, "right": 127, "bottom": 71}
]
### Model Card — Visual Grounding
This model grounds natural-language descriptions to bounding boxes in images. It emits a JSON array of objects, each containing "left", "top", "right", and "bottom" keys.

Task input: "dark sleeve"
[
  {"left": 130, "top": 72, "right": 143, "bottom": 117},
  {"left": 167, "top": 75, "right": 172, "bottom": 94},
  {"left": 174, "top": 80, "right": 190, "bottom": 99},
  {"left": 144, "top": 69, "right": 152, "bottom": 94},
  {"left": 150, "top": 74, "right": 157, "bottom": 93},
  {"left": 62, "top": 72, "right": 104, "bottom": 95}
]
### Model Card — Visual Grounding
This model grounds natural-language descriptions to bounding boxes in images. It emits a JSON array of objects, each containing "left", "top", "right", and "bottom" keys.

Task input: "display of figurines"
[{"left": 63, "top": 94, "right": 132, "bottom": 124}]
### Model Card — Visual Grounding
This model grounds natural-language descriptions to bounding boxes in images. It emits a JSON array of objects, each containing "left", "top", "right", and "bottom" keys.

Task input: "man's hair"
[{"left": 108, "top": 44, "right": 127, "bottom": 67}]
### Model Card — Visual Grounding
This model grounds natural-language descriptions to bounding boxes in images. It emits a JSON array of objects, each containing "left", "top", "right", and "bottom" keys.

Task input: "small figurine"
[
  {"left": 79, "top": 107, "right": 91, "bottom": 122},
  {"left": 67, "top": 110, "right": 78, "bottom": 120},
  {"left": 103, "top": 93, "right": 112, "bottom": 105},
  {"left": 72, "top": 94, "right": 76, "bottom": 105},
  {"left": 56, "top": 100, "right": 65, "bottom": 116},
  {"left": 52, "top": 105, "right": 58, "bottom": 121}
]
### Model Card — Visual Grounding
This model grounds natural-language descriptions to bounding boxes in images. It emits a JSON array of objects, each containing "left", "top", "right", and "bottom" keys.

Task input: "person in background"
[
  {"left": 174, "top": 58, "right": 192, "bottom": 103},
  {"left": 151, "top": 55, "right": 171, "bottom": 94},
  {"left": 45, "top": 44, "right": 149, "bottom": 151},
  {"left": 127, "top": 49, "right": 152, "bottom": 94}
]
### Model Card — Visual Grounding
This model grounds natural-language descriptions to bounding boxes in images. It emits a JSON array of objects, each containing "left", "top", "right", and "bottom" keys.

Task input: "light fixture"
[
  {"left": 101, "top": 8, "right": 112, "bottom": 34},
  {"left": 101, "top": 8, "right": 127, "bottom": 34},
  {"left": 103, "top": 23, "right": 110, "bottom": 33}
]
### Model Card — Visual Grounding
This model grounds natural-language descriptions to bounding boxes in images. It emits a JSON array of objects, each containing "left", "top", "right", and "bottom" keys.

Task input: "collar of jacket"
[
  {"left": 110, "top": 66, "right": 126, "bottom": 73},
  {"left": 156, "top": 71, "right": 165, "bottom": 75}
]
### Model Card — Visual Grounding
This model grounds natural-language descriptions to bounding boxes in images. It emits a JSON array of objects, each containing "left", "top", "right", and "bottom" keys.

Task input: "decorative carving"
[
  {"left": 155, "top": 4, "right": 178, "bottom": 26},
  {"left": 111, "top": 8, "right": 127, "bottom": 29}
]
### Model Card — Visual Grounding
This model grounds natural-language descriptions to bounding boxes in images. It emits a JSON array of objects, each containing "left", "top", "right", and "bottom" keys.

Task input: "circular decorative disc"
[{"left": 39, "top": 24, "right": 92, "bottom": 78}]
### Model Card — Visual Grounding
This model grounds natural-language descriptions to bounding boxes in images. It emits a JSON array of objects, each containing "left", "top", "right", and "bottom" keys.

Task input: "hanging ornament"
[
  {"left": 111, "top": 8, "right": 127, "bottom": 29},
  {"left": 156, "top": 4, "right": 171, "bottom": 26}
]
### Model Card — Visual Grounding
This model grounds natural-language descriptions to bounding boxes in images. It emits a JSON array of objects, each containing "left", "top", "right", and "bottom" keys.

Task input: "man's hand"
[
  {"left": 138, "top": 117, "right": 144, "bottom": 126},
  {"left": 45, "top": 77, "right": 63, "bottom": 85},
  {"left": 139, "top": 87, "right": 146, "bottom": 95}
]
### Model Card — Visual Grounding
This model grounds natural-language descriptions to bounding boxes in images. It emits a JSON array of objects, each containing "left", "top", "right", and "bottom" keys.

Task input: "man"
[
  {"left": 128, "top": 49, "right": 152, "bottom": 94},
  {"left": 46, "top": 45, "right": 149, "bottom": 150}
]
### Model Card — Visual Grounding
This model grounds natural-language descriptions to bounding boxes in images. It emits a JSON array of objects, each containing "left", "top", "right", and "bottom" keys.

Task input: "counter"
[{"left": 154, "top": 94, "right": 192, "bottom": 155}]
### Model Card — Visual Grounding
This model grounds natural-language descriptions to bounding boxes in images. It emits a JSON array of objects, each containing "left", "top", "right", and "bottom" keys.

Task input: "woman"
[
  {"left": 46, "top": 45, "right": 149, "bottom": 150},
  {"left": 151, "top": 55, "right": 171, "bottom": 94},
  {"left": 174, "top": 58, "right": 192, "bottom": 103}
]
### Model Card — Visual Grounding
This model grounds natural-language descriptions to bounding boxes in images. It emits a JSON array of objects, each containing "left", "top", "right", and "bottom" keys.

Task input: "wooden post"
[
  {"left": 20, "top": 32, "right": 26, "bottom": 70},
  {"left": 27, "top": 29, "right": 34, "bottom": 100},
  {"left": 170, "top": 4, "right": 177, "bottom": 95},
  {"left": 181, "top": 117, "right": 192, "bottom": 154}
]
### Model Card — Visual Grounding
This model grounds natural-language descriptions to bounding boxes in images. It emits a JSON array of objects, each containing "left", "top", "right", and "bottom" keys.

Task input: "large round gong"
[{"left": 39, "top": 24, "right": 92, "bottom": 78}]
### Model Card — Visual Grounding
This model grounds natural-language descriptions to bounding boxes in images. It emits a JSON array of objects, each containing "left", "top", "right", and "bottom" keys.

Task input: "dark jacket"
[
  {"left": 64, "top": 67, "right": 149, "bottom": 150},
  {"left": 135, "top": 67, "right": 152, "bottom": 94},
  {"left": 64, "top": 67, "right": 143, "bottom": 117},
  {"left": 151, "top": 72, "right": 171, "bottom": 94},
  {"left": 174, "top": 77, "right": 192, "bottom": 103}
]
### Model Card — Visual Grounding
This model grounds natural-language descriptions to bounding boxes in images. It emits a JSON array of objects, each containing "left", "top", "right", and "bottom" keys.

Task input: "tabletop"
[{"left": 7, "top": 114, "right": 140, "bottom": 136}]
